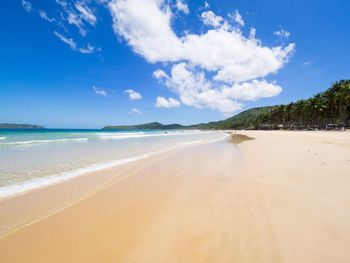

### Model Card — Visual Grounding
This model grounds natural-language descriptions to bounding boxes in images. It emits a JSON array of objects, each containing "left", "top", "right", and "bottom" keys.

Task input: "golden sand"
[
  {"left": 0, "top": 131, "right": 350, "bottom": 262},
  {"left": 229, "top": 133, "right": 255, "bottom": 144}
]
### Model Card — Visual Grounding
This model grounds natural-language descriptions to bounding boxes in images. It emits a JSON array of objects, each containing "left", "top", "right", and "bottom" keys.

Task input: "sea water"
[{"left": 0, "top": 129, "right": 227, "bottom": 198}]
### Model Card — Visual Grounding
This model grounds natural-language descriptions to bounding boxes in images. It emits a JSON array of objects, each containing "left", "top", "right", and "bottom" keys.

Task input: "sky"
[{"left": 0, "top": 0, "right": 349, "bottom": 128}]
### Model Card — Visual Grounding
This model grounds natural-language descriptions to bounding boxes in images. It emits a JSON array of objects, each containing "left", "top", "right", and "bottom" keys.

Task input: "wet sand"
[{"left": 0, "top": 131, "right": 350, "bottom": 262}]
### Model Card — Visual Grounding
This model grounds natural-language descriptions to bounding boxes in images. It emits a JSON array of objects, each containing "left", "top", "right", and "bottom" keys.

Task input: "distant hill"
[
  {"left": 190, "top": 106, "right": 276, "bottom": 130},
  {"left": 0, "top": 123, "right": 45, "bottom": 129},
  {"left": 103, "top": 122, "right": 185, "bottom": 130},
  {"left": 102, "top": 108, "right": 275, "bottom": 131}
]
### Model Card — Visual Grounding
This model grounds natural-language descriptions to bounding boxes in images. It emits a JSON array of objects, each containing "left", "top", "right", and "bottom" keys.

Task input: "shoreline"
[
  {"left": 0, "top": 135, "right": 229, "bottom": 238},
  {"left": 1, "top": 131, "right": 350, "bottom": 262},
  {"left": 0, "top": 135, "right": 226, "bottom": 200}
]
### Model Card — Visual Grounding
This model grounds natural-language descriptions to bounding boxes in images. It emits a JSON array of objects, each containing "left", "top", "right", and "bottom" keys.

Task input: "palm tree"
[
  {"left": 249, "top": 80, "right": 350, "bottom": 130},
  {"left": 331, "top": 80, "right": 350, "bottom": 127}
]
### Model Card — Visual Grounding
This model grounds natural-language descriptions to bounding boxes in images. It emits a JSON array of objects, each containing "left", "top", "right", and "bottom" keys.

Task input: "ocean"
[{"left": 0, "top": 129, "right": 227, "bottom": 198}]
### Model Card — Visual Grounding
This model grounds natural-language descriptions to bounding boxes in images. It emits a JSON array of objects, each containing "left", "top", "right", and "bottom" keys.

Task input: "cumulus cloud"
[
  {"left": 201, "top": 11, "right": 223, "bottom": 28},
  {"left": 108, "top": 0, "right": 294, "bottom": 114},
  {"left": 222, "top": 80, "right": 282, "bottom": 101},
  {"left": 153, "top": 63, "right": 239, "bottom": 114},
  {"left": 108, "top": 0, "right": 294, "bottom": 115},
  {"left": 108, "top": 0, "right": 294, "bottom": 81},
  {"left": 109, "top": 0, "right": 182, "bottom": 63},
  {"left": 124, "top": 89, "right": 142, "bottom": 100},
  {"left": 153, "top": 69, "right": 168, "bottom": 80},
  {"left": 175, "top": 0, "right": 189, "bottom": 14},
  {"left": 153, "top": 63, "right": 282, "bottom": 114},
  {"left": 229, "top": 10, "right": 244, "bottom": 27},
  {"left": 274, "top": 28, "right": 290, "bottom": 39},
  {"left": 93, "top": 86, "right": 107, "bottom": 96},
  {"left": 249, "top": 27, "right": 256, "bottom": 39},
  {"left": 155, "top": 97, "right": 181, "bottom": 108},
  {"left": 54, "top": 31, "right": 99, "bottom": 54}
]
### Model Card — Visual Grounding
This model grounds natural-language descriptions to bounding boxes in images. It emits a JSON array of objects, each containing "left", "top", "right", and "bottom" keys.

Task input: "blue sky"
[{"left": 0, "top": 0, "right": 349, "bottom": 128}]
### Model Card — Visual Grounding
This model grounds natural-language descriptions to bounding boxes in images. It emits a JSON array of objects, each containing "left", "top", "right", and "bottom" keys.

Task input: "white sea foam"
[
  {"left": 0, "top": 139, "right": 205, "bottom": 199},
  {"left": 0, "top": 138, "right": 88, "bottom": 146},
  {"left": 0, "top": 137, "right": 6, "bottom": 140},
  {"left": 98, "top": 131, "right": 204, "bottom": 140}
]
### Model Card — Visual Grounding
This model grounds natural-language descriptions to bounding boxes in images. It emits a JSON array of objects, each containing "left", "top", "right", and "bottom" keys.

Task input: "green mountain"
[
  {"left": 190, "top": 106, "right": 275, "bottom": 130},
  {"left": 0, "top": 123, "right": 45, "bottom": 129}
]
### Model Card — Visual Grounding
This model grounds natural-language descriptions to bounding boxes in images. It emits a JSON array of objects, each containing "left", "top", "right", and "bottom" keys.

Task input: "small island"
[{"left": 0, "top": 123, "right": 45, "bottom": 129}]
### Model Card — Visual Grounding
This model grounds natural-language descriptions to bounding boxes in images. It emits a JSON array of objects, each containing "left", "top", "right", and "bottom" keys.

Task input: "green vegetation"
[
  {"left": 190, "top": 106, "right": 275, "bottom": 130},
  {"left": 0, "top": 123, "right": 45, "bottom": 129},
  {"left": 251, "top": 80, "right": 350, "bottom": 130}
]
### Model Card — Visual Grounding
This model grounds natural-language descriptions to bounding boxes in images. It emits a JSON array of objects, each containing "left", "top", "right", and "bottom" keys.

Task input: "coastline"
[
  {"left": 0, "top": 136, "right": 228, "bottom": 238},
  {"left": 0, "top": 130, "right": 226, "bottom": 199},
  {"left": 0, "top": 131, "right": 350, "bottom": 262}
]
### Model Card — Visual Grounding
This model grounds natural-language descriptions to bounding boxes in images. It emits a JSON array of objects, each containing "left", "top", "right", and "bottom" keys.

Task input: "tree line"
[{"left": 253, "top": 80, "right": 350, "bottom": 130}]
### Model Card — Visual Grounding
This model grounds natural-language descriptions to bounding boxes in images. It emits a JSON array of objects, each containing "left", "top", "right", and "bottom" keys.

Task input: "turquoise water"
[{"left": 0, "top": 129, "right": 227, "bottom": 198}]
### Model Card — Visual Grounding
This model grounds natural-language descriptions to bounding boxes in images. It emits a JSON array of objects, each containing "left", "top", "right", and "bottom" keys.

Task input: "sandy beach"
[{"left": 0, "top": 131, "right": 350, "bottom": 262}]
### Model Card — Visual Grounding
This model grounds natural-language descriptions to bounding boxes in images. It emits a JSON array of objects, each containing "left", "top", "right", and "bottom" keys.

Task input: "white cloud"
[
  {"left": 93, "top": 86, "right": 107, "bottom": 96},
  {"left": 154, "top": 63, "right": 281, "bottom": 114},
  {"left": 109, "top": 0, "right": 182, "bottom": 63},
  {"left": 22, "top": 0, "right": 102, "bottom": 57},
  {"left": 54, "top": 31, "right": 99, "bottom": 54},
  {"left": 249, "top": 27, "right": 256, "bottom": 39},
  {"left": 222, "top": 80, "right": 282, "bottom": 101},
  {"left": 79, "top": 44, "right": 99, "bottom": 54},
  {"left": 54, "top": 31, "right": 77, "bottom": 49},
  {"left": 39, "top": 10, "right": 55, "bottom": 22},
  {"left": 204, "top": 1, "right": 210, "bottom": 9},
  {"left": 129, "top": 108, "right": 141, "bottom": 114},
  {"left": 153, "top": 69, "right": 168, "bottom": 80},
  {"left": 66, "top": 9, "right": 87, "bottom": 36},
  {"left": 175, "top": 0, "right": 189, "bottom": 14},
  {"left": 274, "top": 28, "right": 290, "bottom": 39},
  {"left": 155, "top": 97, "right": 181, "bottom": 108},
  {"left": 108, "top": 0, "right": 294, "bottom": 82},
  {"left": 108, "top": 0, "right": 295, "bottom": 115},
  {"left": 201, "top": 11, "right": 223, "bottom": 28},
  {"left": 303, "top": 60, "right": 312, "bottom": 66},
  {"left": 154, "top": 63, "right": 241, "bottom": 114},
  {"left": 55, "top": 0, "right": 67, "bottom": 8},
  {"left": 229, "top": 10, "right": 244, "bottom": 27},
  {"left": 75, "top": 2, "right": 97, "bottom": 26},
  {"left": 22, "top": 0, "right": 32, "bottom": 12},
  {"left": 124, "top": 89, "right": 142, "bottom": 100},
  {"left": 53, "top": 1, "right": 98, "bottom": 36}
]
